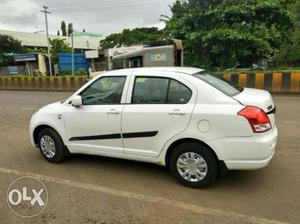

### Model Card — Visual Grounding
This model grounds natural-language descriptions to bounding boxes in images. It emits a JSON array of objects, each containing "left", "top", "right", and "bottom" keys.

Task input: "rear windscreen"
[{"left": 193, "top": 71, "right": 243, "bottom": 97}]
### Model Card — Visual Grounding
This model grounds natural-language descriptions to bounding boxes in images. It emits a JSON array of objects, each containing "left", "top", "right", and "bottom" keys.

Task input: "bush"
[
  {"left": 75, "top": 68, "right": 87, "bottom": 76},
  {"left": 0, "top": 73, "right": 27, "bottom": 77},
  {"left": 58, "top": 70, "right": 70, "bottom": 76}
]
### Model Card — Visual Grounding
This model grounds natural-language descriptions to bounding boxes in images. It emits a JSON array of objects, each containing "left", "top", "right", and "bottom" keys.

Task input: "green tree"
[
  {"left": 61, "top": 21, "right": 67, "bottom": 36},
  {"left": 68, "top": 23, "right": 73, "bottom": 37},
  {"left": 49, "top": 38, "right": 72, "bottom": 64},
  {"left": 23, "top": 47, "right": 46, "bottom": 54},
  {"left": 0, "top": 35, "right": 23, "bottom": 66},
  {"left": 277, "top": 0, "right": 300, "bottom": 67},
  {"left": 166, "top": 0, "right": 295, "bottom": 70},
  {"left": 100, "top": 27, "right": 165, "bottom": 49}
]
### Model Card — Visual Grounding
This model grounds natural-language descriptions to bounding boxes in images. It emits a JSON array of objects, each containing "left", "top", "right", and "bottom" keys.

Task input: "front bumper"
[
  {"left": 29, "top": 111, "right": 38, "bottom": 147},
  {"left": 209, "top": 127, "right": 278, "bottom": 170}
]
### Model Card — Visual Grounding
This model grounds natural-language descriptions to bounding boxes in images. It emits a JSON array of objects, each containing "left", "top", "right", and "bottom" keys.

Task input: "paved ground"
[{"left": 0, "top": 91, "right": 299, "bottom": 224}]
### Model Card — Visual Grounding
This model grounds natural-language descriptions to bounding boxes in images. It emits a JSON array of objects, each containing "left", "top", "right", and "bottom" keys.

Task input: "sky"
[{"left": 0, "top": 0, "right": 175, "bottom": 36}]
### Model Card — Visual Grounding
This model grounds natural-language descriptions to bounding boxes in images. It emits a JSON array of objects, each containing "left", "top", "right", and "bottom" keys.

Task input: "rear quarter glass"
[{"left": 193, "top": 72, "right": 242, "bottom": 97}]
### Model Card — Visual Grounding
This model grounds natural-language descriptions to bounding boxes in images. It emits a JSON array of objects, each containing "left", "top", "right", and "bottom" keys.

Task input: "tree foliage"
[
  {"left": 100, "top": 27, "right": 165, "bottom": 49},
  {"left": 166, "top": 0, "right": 295, "bottom": 69},
  {"left": 68, "top": 23, "right": 73, "bottom": 37},
  {"left": 0, "top": 35, "right": 23, "bottom": 53},
  {"left": 0, "top": 35, "right": 23, "bottom": 66},
  {"left": 49, "top": 38, "right": 72, "bottom": 64},
  {"left": 277, "top": 0, "right": 300, "bottom": 67},
  {"left": 61, "top": 21, "right": 67, "bottom": 36}
]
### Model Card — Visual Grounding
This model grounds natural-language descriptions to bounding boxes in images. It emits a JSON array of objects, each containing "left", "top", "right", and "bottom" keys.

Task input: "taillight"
[{"left": 238, "top": 106, "right": 271, "bottom": 133}]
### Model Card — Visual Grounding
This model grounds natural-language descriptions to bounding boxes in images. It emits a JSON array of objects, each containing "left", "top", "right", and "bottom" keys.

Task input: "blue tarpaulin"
[{"left": 58, "top": 53, "right": 88, "bottom": 72}]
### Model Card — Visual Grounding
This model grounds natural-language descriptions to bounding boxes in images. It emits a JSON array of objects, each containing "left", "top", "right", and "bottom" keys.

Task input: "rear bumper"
[
  {"left": 224, "top": 147, "right": 275, "bottom": 170},
  {"left": 209, "top": 127, "right": 278, "bottom": 170}
]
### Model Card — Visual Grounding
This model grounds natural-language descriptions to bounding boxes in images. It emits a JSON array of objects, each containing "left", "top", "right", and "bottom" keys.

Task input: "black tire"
[
  {"left": 169, "top": 142, "right": 218, "bottom": 188},
  {"left": 38, "top": 128, "right": 68, "bottom": 163}
]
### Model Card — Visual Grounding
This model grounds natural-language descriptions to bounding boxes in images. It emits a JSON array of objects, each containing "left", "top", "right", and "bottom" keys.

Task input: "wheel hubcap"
[
  {"left": 40, "top": 135, "right": 56, "bottom": 159},
  {"left": 176, "top": 152, "right": 208, "bottom": 182}
]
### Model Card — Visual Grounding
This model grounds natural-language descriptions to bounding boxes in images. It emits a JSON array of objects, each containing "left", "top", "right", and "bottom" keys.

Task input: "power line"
[
  {"left": 49, "top": 0, "right": 137, "bottom": 7},
  {"left": 0, "top": 14, "right": 39, "bottom": 26},
  {"left": 51, "top": 0, "right": 168, "bottom": 12},
  {"left": 48, "top": 0, "right": 171, "bottom": 9}
]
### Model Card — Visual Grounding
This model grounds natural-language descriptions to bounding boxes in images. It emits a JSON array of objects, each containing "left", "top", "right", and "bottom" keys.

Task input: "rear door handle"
[
  {"left": 107, "top": 109, "right": 120, "bottom": 115},
  {"left": 169, "top": 109, "right": 186, "bottom": 116}
]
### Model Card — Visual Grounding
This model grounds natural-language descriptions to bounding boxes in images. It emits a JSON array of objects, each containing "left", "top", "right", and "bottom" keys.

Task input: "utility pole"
[
  {"left": 41, "top": 6, "right": 53, "bottom": 76},
  {"left": 71, "top": 23, "right": 74, "bottom": 76}
]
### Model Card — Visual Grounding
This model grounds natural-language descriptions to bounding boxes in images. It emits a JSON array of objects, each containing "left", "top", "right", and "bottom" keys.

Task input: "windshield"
[{"left": 193, "top": 71, "right": 243, "bottom": 97}]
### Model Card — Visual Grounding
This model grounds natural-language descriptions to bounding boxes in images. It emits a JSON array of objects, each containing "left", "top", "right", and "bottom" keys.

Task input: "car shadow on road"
[
  {"left": 61, "top": 153, "right": 265, "bottom": 191},
  {"left": 216, "top": 170, "right": 263, "bottom": 187}
]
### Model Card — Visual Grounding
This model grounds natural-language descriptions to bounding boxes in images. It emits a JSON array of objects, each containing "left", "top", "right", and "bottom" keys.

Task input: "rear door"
[{"left": 121, "top": 71, "right": 197, "bottom": 158}]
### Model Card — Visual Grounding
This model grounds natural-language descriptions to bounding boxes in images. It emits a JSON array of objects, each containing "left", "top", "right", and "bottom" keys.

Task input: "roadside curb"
[
  {"left": 222, "top": 72, "right": 300, "bottom": 93},
  {"left": 0, "top": 72, "right": 299, "bottom": 93},
  {"left": 0, "top": 76, "right": 87, "bottom": 92}
]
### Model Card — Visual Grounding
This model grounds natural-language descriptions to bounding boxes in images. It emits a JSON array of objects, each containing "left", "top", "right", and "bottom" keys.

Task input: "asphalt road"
[{"left": 0, "top": 91, "right": 299, "bottom": 224}]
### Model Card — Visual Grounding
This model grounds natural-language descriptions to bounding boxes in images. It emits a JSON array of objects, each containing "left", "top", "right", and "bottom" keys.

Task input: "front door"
[
  {"left": 64, "top": 76, "right": 127, "bottom": 155},
  {"left": 122, "top": 71, "right": 197, "bottom": 158}
]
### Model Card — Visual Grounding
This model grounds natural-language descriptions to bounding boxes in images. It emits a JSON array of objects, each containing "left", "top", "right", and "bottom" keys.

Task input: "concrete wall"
[
  {"left": 37, "top": 54, "right": 47, "bottom": 75},
  {"left": 0, "top": 72, "right": 299, "bottom": 93},
  {"left": 0, "top": 76, "right": 87, "bottom": 91},
  {"left": 222, "top": 72, "right": 300, "bottom": 93}
]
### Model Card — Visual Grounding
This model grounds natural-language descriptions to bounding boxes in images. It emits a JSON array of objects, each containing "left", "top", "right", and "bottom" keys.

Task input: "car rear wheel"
[
  {"left": 169, "top": 142, "right": 218, "bottom": 188},
  {"left": 38, "top": 128, "right": 68, "bottom": 163}
]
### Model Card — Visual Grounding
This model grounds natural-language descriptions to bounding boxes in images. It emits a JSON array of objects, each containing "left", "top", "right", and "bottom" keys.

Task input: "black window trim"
[
  {"left": 130, "top": 76, "right": 193, "bottom": 105},
  {"left": 79, "top": 75, "right": 127, "bottom": 106}
]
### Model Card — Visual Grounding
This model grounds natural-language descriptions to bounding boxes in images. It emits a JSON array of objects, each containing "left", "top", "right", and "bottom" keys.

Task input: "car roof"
[{"left": 101, "top": 67, "right": 204, "bottom": 76}]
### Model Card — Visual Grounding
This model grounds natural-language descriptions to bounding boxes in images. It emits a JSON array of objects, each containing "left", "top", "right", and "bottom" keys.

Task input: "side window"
[
  {"left": 167, "top": 80, "right": 192, "bottom": 104},
  {"left": 132, "top": 77, "right": 168, "bottom": 104},
  {"left": 132, "top": 77, "right": 192, "bottom": 104},
  {"left": 81, "top": 76, "right": 126, "bottom": 105}
]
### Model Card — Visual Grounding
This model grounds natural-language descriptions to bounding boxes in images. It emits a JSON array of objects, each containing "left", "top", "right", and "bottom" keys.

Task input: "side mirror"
[{"left": 71, "top": 95, "right": 82, "bottom": 107}]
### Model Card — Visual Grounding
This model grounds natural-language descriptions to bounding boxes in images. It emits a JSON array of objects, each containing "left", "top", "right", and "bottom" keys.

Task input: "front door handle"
[
  {"left": 169, "top": 109, "right": 186, "bottom": 116},
  {"left": 107, "top": 109, "right": 120, "bottom": 115}
]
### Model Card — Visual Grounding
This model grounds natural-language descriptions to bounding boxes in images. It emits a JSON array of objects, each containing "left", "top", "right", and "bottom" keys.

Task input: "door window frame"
[
  {"left": 76, "top": 75, "right": 129, "bottom": 105},
  {"left": 130, "top": 75, "right": 193, "bottom": 105}
]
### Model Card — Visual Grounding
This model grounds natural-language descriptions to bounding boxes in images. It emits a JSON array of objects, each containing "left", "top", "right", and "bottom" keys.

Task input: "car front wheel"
[
  {"left": 38, "top": 128, "right": 68, "bottom": 163},
  {"left": 169, "top": 142, "right": 218, "bottom": 188}
]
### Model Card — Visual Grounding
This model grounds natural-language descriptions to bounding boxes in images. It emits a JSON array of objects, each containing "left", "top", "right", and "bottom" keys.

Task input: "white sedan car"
[{"left": 29, "top": 67, "right": 278, "bottom": 188}]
